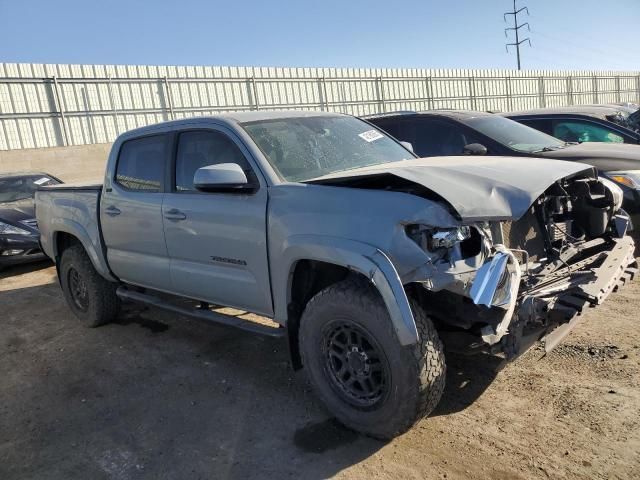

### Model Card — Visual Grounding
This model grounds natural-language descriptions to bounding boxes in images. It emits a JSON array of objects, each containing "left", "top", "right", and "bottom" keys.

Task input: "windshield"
[
  {"left": 242, "top": 116, "right": 414, "bottom": 181},
  {"left": 0, "top": 175, "right": 58, "bottom": 203},
  {"left": 466, "top": 116, "right": 566, "bottom": 153}
]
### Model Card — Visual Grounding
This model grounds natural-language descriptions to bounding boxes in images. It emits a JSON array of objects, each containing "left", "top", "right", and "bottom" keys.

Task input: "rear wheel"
[
  {"left": 299, "top": 278, "right": 446, "bottom": 439},
  {"left": 59, "top": 244, "right": 120, "bottom": 327}
]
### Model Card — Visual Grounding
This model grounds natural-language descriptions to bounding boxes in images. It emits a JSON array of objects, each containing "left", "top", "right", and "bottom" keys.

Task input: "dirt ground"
[{"left": 1, "top": 261, "right": 639, "bottom": 480}]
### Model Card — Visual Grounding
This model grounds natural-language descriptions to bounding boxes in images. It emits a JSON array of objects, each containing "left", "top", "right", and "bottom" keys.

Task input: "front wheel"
[
  {"left": 299, "top": 278, "right": 446, "bottom": 439},
  {"left": 59, "top": 244, "right": 120, "bottom": 327}
]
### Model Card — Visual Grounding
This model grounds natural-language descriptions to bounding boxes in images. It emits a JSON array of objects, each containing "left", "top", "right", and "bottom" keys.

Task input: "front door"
[
  {"left": 100, "top": 133, "right": 173, "bottom": 291},
  {"left": 162, "top": 128, "right": 272, "bottom": 316}
]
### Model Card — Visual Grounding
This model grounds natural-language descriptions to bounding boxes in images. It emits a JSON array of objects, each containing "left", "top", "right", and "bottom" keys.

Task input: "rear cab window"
[{"left": 115, "top": 135, "right": 171, "bottom": 192}]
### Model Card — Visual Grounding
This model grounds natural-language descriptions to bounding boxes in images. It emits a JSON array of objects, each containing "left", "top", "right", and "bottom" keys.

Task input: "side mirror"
[
  {"left": 194, "top": 163, "right": 252, "bottom": 192},
  {"left": 463, "top": 143, "right": 488, "bottom": 156},
  {"left": 400, "top": 141, "right": 414, "bottom": 153}
]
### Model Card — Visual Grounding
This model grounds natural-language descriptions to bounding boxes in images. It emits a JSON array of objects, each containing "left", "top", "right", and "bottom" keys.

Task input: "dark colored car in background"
[
  {"left": 502, "top": 105, "right": 640, "bottom": 145},
  {"left": 365, "top": 110, "right": 640, "bottom": 228},
  {"left": 0, "top": 172, "right": 61, "bottom": 269}
]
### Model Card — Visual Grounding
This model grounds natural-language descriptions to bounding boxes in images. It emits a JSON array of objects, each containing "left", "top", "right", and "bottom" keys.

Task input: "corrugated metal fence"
[{"left": 1, "top": 63, "right": 639, "bottom": 150}]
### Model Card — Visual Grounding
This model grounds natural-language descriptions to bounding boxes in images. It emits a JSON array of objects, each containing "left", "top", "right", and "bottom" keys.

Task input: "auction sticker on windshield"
[
  {"left": 358, "top": 130, "right": 384, "bottom": 142},
  {"left": 33, "top": 177, "right": 51, "bottom": 185}
]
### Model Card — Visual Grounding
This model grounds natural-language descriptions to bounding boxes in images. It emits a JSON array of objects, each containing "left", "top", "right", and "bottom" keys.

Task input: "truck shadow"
[
  {"left": 430, "top": 352, "right": 504, "bottom": 417},
  {"left": 2, "top": 281, "right": 504, "bottom": 480}
]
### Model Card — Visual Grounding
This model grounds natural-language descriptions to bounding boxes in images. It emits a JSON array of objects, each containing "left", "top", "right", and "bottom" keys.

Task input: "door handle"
[
  {"left": 164, "top": 209, "right": 187, "bottom": 221},
  {"left": 105, "top": 205, "right": 121, "bottom": 217}
]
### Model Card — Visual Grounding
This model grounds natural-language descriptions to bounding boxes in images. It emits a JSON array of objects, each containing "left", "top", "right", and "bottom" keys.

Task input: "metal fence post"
[
  {"left": 52, "top": 76, "right": 69, "bottom": 146},
  {"left": 505, "top": 77, "right": 513, "bottom": 111},
  {"left": 163, "top": 76, "right": 175, "bottom": 119},
  {"left": 318, "top": 77, "right": 329, "bottom": 111},
  {"left": 250, "top": 77, "right": 260, "bottom": 110},
  {"left": 566, "top": 76, "right": 574, "bottom": 106},
  {"left": 637, "top": 75, "right": 640, "bottom": 103},
  {"left": 468, "top": 77, "right": 476, "bottom": 110},
  {"left": 615, "top": 75, "right": 621, "bottom": 103},
  {"left": 592, "top": 75, "right": 598, "bottom": 104},
  {"left": 377, "top": 76, "right": 386, "bottom": 113},
  {"left": 538, "top": 76, "right": 546, "bottom": 108},
  {"left": 107, "top": 75, "right": 121, "bottom": 135},
  {"left": 425, "top": 77, "right": 434, "bottom": 110}
]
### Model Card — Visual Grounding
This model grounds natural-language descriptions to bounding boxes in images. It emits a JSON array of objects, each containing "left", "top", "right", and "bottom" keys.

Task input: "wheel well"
[
  {"left": 54, "top": 232, "right": 81, "bottom": 261},
  {"left": 287, "top": 260, "right": 352, "bottom": 370}
]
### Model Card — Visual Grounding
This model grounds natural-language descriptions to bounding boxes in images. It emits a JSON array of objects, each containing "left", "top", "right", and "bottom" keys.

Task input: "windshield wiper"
[{"left": 532, "top": 146, "right": 562, "bottom": 153}]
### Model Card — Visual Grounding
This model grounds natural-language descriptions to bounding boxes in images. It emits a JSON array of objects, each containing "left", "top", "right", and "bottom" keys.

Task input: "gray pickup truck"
[{"left": 36, "top": 111, "right": 637, "bottom": 439}]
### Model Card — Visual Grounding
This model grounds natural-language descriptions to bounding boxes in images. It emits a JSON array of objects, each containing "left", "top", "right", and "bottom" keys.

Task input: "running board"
[{"left": 116, "top": 287, "right": 286, "bottom": 338}]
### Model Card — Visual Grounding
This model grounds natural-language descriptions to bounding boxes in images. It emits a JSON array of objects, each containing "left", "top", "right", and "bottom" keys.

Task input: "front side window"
[
  {"left": 242, "top": 116, "right": 413, "bottom": 182},
  {"left": 0, "top": 175, "right": 59, "bottom": 203},
  {"left": 465, "top": 115, "right": 565, "bottom": 153},
  {"left": 552, "top": 120, "right": 624, "bottom": 143},
  {"left": 115, "top": 135, "right": 169, "bottom": 192},
  {"left": 175, "top": 131, "right": 251, "bottom": 191},
  {"left": 408, "top": 118, "right": 480, "bottom": 157}
]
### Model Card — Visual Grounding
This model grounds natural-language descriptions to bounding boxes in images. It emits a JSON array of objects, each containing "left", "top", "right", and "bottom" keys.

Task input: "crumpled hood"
[
  {"left": 307, "top": 156, "right": 594, "bottom": 221},
  {"left": 0, "top": 199, "right": 37, "bottom": 231},
  {"left": 538, "top": 142, "right": 640, "bottom": 171}
]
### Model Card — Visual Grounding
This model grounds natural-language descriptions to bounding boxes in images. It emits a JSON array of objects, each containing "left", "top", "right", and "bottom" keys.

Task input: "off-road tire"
[
  {"left": 299, "top": 277, "right": 446, "bottom": 439},
  {"left": 59, "top": 244, "right": 120, "bottom": 327}
]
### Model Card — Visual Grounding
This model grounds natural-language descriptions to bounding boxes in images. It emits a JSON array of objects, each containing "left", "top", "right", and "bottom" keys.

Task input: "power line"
[{"left": 504, "top": 0, "right": 531, "bottom": 70}]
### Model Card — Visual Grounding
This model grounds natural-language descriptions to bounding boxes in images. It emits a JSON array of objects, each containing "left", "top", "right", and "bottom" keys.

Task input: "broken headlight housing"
[
  {"left": 429, "top": 226, "right": 471, "bottom": 249},
  {"left": 406, "top": 225, "right": 472, "bottom": 252}
]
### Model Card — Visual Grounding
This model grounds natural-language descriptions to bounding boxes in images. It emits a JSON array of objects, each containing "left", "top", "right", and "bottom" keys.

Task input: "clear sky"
[{"left": 1, "top": 0, "right": 638, "bottom": 71}]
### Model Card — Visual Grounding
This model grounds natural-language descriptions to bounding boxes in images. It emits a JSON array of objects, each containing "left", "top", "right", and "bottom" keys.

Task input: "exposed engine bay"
[
  {"left": 308, "top": 158, "right": 637, "bottom": 360},
  {"left": 401, "top": 172, "right": 638, "bottom": 359}
]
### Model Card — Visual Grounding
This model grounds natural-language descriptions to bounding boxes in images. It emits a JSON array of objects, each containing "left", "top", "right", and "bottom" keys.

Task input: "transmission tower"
[{"left": 504, "top": 0, "right": 531, "bottom": 70}]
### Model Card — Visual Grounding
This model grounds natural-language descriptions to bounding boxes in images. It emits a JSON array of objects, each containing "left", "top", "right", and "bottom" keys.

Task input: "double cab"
[{"left": 36, "top": 111, "right": 637, "bottom": 438}]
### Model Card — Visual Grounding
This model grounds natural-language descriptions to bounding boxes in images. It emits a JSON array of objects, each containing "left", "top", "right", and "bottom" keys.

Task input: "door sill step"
[{"left": 116, "top": 287, "right": 286, "bottom": 338}]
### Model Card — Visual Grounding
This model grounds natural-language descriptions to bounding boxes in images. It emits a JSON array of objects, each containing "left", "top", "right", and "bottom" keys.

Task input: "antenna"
[{"left": 504, "top": 0, "right": 531, "bottom": 70}]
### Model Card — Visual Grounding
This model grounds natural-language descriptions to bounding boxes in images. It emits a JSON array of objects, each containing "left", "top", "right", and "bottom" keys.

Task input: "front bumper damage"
[{"left": 470, "top": 235, "right": 637, "bottom": 359}]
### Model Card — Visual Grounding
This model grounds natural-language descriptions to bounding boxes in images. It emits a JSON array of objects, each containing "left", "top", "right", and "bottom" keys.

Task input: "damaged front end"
[{"left": 407, "top": 172, "right": 638, "bottom": 360}]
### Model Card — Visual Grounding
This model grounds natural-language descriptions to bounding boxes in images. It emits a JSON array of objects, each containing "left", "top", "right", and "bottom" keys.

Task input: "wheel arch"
[
  {"left": 277, "top": 236, "right": 419, "bottom": 370},
  {"left": 51, "top": 222, "right": 115, "bottom": 282}
]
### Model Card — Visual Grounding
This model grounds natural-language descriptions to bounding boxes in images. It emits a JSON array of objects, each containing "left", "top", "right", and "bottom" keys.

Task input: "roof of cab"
[
  {"left": 365, "top": 109, "right": 495, "bottom": 121},
  {"left": 118, "top": 110, "right": 349, "bottom": 139},
  {"left": 501, "top": 105, "right": 627, "bottom": 118}
]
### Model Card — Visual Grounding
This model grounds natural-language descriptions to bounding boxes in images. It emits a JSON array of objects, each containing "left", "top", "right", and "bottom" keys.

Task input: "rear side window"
[
  {"left": 552, "top": 120, "right": 624, "bottom": 143},
  {"left": 175, "top": 130, "right": 251, "bottom": 191},
  {"left": 115, "top": 135, "right": 169, "bottom": 192}
]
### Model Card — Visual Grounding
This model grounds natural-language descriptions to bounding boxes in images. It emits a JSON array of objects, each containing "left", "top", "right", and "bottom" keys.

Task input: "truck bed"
[{"left": 35, "top": 184, "right": 105, "bottom": 273}]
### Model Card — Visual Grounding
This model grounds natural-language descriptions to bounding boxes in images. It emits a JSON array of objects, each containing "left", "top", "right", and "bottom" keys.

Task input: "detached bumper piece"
[{"left": 504, "top": 236, "right": 637, "bottom": 359}]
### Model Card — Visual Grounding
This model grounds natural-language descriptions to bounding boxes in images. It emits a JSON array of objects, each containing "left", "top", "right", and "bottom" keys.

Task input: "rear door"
[
  {"left": 100, "top": 133, "right": 173, "bottom": 291},
  {"left": 162, "top": 127, "right": 272, "bottom": 316}
]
